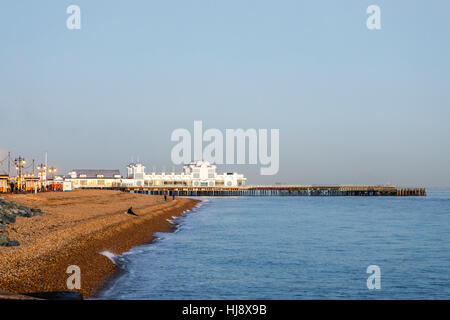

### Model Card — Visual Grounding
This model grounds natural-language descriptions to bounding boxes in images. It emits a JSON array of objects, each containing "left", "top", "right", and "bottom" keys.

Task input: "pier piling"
[{"left": 107, "top": 185, "right": 426, "bottom": 197}]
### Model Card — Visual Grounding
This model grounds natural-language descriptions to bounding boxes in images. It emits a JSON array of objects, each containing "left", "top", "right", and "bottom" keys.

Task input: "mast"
[{"left": 7, "top": 151, "right": 10, "bottom": 177}]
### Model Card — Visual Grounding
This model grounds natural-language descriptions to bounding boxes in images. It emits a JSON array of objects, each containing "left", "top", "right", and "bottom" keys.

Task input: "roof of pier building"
[{"left": 70, "top": 169, "right": 121, "bottom": 178}]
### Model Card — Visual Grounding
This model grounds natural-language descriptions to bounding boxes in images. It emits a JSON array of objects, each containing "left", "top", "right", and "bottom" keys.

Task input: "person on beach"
[
  {"left": 164, "top": 191, "right": 167, "bottom": 201},
  {"left": 172, "top": 191, "right": 175, "bottom": 200},
  {"left": 126, "top": 207, "right": 138, "bottom": 216}
]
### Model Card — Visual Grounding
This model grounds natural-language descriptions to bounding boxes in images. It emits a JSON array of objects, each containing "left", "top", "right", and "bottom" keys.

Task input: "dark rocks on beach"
[
  {"left": 0, "top": 212, "right": 16, "bottom": 225},
  {"left": 0, "top": 197, "right": 46, "bottom": 247},
  {"left": 0, "top": 231, "right": 9, "bottom": 246},
  {"left": 6, "top": 240, "right": 20, "bottom": 247},
  {"left": 0, "top": 230, "right": 18, "bottom": 247},
  {"left": 31, "top": 208, "right": 45, "bottom": 216}
]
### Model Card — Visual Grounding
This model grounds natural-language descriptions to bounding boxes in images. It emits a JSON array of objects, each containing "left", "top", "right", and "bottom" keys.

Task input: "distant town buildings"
[{"left": 65, "top": 161, "right": 246, "bottom": 189}]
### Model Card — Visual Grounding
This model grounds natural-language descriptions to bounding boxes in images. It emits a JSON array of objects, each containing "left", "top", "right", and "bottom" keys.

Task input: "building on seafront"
[
  {"left": 0, "top": 175, "right": 8, "bottom": 192},
  {"left": 64, "top": 161, "right": 246, "bottom": 189},
  {"left": 126, "top": 161, "right": 246, "bottom": 188},
  {"left": 65, "top": 169, "right": 122, "bottom": 189}
]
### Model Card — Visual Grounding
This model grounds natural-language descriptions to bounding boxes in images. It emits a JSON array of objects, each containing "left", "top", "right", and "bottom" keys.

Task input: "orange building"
[
  {"left": 0, "top": 175, "right": 9, "bottom": 193},
  {"left": 24, "top": 177, "right": 41, "bottom": 192}
]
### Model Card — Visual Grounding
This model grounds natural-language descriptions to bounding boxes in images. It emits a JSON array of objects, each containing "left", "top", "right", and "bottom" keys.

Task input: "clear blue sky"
[{"left": 1, "top": 1, "right": 449, "bottom": 187}]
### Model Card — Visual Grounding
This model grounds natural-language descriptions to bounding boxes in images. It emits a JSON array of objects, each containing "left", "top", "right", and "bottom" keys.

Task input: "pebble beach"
[{"left": 0, "top": 190, "right": 200, "bottom": 298}]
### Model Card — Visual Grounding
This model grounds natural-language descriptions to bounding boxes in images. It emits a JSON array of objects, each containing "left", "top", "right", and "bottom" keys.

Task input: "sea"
[{"left": 97, "top": 190, "right": 450, "bottom": 299}]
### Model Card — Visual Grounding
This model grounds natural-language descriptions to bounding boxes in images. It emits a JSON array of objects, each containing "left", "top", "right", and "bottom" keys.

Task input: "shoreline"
[
  {"left": 92, "top": 209, "right": 197, "bottom": 298},
  {"left": 0, "top": 190, "right": 200, "bottom": 298}
]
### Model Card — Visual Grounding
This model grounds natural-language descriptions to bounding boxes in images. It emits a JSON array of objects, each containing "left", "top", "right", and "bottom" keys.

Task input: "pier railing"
[{"left": 103, "top": 184, "right": 426, "bottom": 197}]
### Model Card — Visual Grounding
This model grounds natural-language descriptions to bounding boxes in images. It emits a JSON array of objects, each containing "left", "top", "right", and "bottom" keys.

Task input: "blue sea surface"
[{"left": 98, "top": 190, "right": 450, "bottom": 299}]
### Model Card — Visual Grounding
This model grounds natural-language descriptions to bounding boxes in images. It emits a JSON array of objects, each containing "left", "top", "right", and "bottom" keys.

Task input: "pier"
[{"left": 110, "top": 185, "right": 426, "bottom": 197}]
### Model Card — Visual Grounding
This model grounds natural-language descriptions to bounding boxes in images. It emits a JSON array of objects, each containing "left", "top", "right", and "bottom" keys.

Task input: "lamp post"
[
  {"left": 14, "top": 156, "right": 26, "bottom": 191},
  {"left": 48, "top": 167, "right": 57, "bottom": 180},
  {"left": 37, "top": 164, "right": 47, "bottom": 190}
]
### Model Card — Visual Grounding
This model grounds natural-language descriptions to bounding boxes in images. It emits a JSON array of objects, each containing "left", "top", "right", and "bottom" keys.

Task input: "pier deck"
[{"left": 106, "top": 185, "right": 426, "bottom": 197}]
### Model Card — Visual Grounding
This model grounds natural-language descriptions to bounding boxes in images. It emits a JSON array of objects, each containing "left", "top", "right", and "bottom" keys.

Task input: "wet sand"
[{"left": 0, "top": 190, "right": 200, "bottom": 298}]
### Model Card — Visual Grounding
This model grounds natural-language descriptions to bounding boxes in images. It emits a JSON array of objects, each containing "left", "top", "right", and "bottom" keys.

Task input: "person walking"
[{"left": 164, "top": 191, "right": 167, "bottom": 201}]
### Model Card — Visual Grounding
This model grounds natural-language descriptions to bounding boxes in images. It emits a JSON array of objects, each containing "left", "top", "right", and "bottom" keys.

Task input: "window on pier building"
[
  {"left": 97, "top": 180, "right": 105, "bottom": 186},
  {"left": 135, "top": 173, "right": 144, "bottom": 180}
]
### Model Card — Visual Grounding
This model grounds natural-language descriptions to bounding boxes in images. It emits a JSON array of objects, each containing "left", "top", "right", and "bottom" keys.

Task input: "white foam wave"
[{"left": 100, "top": 251, "right": 118, "bottom": 264}]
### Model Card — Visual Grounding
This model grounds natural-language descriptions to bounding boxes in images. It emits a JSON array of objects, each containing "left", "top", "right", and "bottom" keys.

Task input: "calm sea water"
[{"left": 98, "top": 191, "right": 450, "bottom": 299}]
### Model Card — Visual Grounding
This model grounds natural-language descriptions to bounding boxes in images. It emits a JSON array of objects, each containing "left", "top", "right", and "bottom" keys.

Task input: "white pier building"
[{"left": 65, "top": 161, "right": 246, "bottom": 189}]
